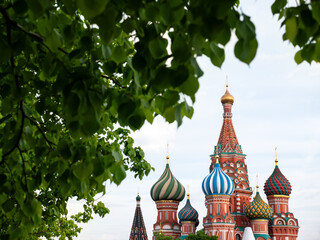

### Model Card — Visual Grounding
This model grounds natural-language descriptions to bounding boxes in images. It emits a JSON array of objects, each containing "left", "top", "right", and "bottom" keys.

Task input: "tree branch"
[
  {"left": 24, "top": 115, "right": 56, "bottom": 148},
  {"left": 1, "top": 101, "right": 25, "bottom": 163},
  {"left": 0, "top": 6, "right": 69, "bottom": 55},
  {"left": 101, "top": 74, "right": 126, "bottom": 88},
  {"left": 18, "top": 146, "right": 28, "bottom": 191},
  {"left": 0, "top": 114, "right": 12, "bottom": 125}
]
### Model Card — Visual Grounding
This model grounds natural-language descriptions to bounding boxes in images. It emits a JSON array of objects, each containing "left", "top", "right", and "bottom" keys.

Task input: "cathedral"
[{"left": 129, "top": 86, "right": 299, "bottom": 240}]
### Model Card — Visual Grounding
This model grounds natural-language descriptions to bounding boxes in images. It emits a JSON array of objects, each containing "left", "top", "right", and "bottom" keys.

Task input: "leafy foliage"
[
  {"left": 186, "top": 230, "right": 218, "bottom": 240},
  {"left": 154, "top": 232, "right": 175, "bottom": 240},
  {"left": 271, "top": 0, "right": 320, "bottom": 64},
  {"left": 0, "top": 0, "right": 258, "bottom": 239}
]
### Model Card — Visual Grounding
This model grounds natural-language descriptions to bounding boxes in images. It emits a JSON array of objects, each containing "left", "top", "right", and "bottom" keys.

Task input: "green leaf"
[
  {"left": 113, "top": 164, "right": 126, "bottom": 185},
  {"left": 285, "top": 16, "right": 298, "bottom": 42},
  {"left": 2, "top": 199, "right": 15, "bottom": 213},
  {"left": 179, "top": 75, "right": 199, "bottom": 101},
  {"left": 0, "top": 37, "right": 11, "bottom": 63},
  {"left": 23, "top": 198, "right": 42, "bottom": 218},
  {"left": 128, "top": 111, "right": 145, "bottom": 130},
  {"left": 311, "top": 1, "right": 320, "bottom": 24},
  {"left": 163, "top": 107, "right": 175, "bottom": 123},
  {"left": 315, "top": 40, "right": 320, "bottom": 62},
  {"left": 61, "top": 0, "right": 77, "bottom": 15},
  {"left": 13, "top": 0, "right": 29, "bottom": 15},
  {"left": 112, "top": 46, "right": 127, "bottom": 64},
  {"left": 236, "top": 15, "right": 256, "bottom": 40},
  {"left": 172, "top": 35, "right": 191, "bottom": 63},
  {"left": 148, "top": 37, "right": 168, "bottom": 59},
  {"left": 73, "top": 162, "right": 94, "bottom": 180},
  {"left": 294, "top": 50, "right": 303, "bottom": 64},
  {"left": 112, "top": 150, "right": 122, "bottom": 162},
  {"left": 151, "top": 67, "right": 173, "bottom": 91},
  {"left": 208, "top": 42, "right": 225, "bottom": 67},
  {"left": 118, "top": 100, "right": 137, "bottom": 124},
  {"left": 102, "top": 61, "right": 117, "bottom": 75},
  {"left": 175, "top": 104, "right": 182, "bottom": 127},
  {"left": 145, "top": 3, "right": 160, "bottom": 21},
  {"left": 301, "top": 44, "right": 315, "bottom": 64},
  {"left": 171, "top": 66, "right": 189, "bottom": 87},
  {"left": 271, "top": 0, "right": 287, "bottom": 14},
  {"left": 25, "top": 0, "right": 45, "bottom": 18},
  {"left": 234, "top": 38, "right": 258, "bottom": 64},
  {"left": 132, "top": 53, "right": 146, "bottom": 71},
  {"left": 77, "top": 0, "right": 109, "bottom": 19},
  {"left": 160, "top": 3, "right": 184, "bottom": 25},
  {"left": 190, "top": 58, "right": 203, "bottom": 78},
  {"left": 44, "top": 29, "right": 62, "bottom": 51}
]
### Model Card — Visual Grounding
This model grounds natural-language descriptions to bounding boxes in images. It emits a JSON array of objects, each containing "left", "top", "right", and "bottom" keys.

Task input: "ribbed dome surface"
[
  {"left": 245, "top": 191, "right": 272, "bottom": 220},
  {"left": 202, "top": 162, "right": 234, "bottom": 196},
  {"left": 264, "top": 165, "right": 292, "bottom": 196},
  {"left": 178, "top": 196, "right": 199, "bottom": 223},
  {"left": 150, "top": 163, "right": 185, "bottom": 201}
]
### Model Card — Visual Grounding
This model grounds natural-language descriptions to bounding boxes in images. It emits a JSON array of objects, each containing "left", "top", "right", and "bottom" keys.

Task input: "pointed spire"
[
  {"left": 129, "top": 195, "right": 148, "bottom": 240},
  {"left": 256, "top": 174, "right": 259, "bottom": 193},
  {"left": 214, "top": 85, "right": 242, "bottom": 155},
  {"left": 275, "top": 147, "right": 278, "bottom": 166}
]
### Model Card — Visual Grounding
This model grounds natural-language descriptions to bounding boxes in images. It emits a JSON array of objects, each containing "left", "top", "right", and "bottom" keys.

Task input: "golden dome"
[{"left": 221, "top": 84, "right": 234, "bottom": 104}]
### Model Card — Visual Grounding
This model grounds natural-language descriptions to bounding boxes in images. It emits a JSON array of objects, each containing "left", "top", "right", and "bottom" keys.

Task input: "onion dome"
[
  {"left": 150, "top": 155, "right": 185, "bottom": 202},
  {"left": 136, "top": 194, "right": 141, "bottom": 201},
  {"left": 202, "top": 155, "right": 234, "bottom": 196},
  {"left": 178, "top": 193, "right": 199, "bottom": 225},
  {"left": 264, "top": 157, "right": 292, "bottom": 196},
  {"left": 245, "top": 186, "right": 272, "bottom": 220},
  {"left": 221, "top": 84, "right": 234, "bottom": 104}
]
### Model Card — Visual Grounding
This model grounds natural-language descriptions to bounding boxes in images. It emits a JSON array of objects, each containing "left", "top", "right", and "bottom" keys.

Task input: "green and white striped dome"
[{"left": 150, "top": 160, "right": 185, "bottom": 202}]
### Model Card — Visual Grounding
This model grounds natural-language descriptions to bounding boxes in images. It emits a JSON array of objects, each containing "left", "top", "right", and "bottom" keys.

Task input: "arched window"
[{"left": 236, "top": 234, "right": 241, "bottom": 240}]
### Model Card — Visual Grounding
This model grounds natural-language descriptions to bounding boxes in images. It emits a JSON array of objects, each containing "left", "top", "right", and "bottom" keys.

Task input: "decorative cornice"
[
  {"left": 206, "top": 194, "right": 231, "bottom": 198},
  {"left": 156, "top": 200, "right": 179, "bottom": 203},
  {"left": 267, "top": 195, "right": 290, "bottom": 199},
  {"left": 250, "top": 219, "right": 269, "bottom": 222}
]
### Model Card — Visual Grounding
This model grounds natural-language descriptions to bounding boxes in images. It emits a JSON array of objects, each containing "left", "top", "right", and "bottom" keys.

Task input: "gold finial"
[
  {"left": 221, "top": 83, "right": 234, "bottom": 104},
  {"left": 215, "top": 154, "right": 219, "bottom": 164},
  {"left": 166, "top": 144, "right": 169, "bottom": 164},
  {"left": 275, "top": 147, "right": 278, "bottom": 166},
  {"left": 256, "top": 174, "right": 259, "bottom": 192},
  {"left": 187, "top": 185, "right": 190, "bottom": 199}
]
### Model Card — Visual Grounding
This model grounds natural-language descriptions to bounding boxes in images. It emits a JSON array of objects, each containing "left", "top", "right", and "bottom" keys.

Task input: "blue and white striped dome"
[{"left": 202, "top": 160, "right": 234, "bottom": 196}]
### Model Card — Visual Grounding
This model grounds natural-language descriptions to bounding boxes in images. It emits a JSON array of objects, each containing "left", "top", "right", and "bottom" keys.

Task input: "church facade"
[{"left": 130, "top": 86, "right": 299, "bottom": 240}]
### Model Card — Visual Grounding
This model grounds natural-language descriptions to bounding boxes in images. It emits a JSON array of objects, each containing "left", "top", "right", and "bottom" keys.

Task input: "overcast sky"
[{"left": 69, "top": 0, "right": 320, "bottom": 239}]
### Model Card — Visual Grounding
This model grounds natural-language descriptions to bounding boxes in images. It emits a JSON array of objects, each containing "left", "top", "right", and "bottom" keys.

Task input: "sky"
[{"left": 69, "top": 0, "right": 320, "bottom": 239}]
